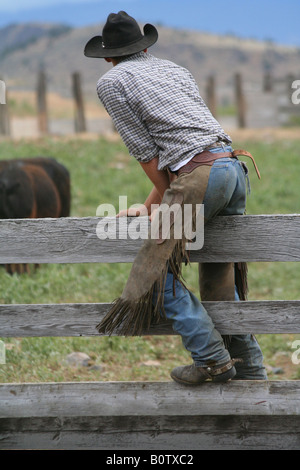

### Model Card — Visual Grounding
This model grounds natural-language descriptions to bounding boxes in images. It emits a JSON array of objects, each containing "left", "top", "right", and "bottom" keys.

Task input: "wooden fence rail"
[
  {"left": 1, "top": 214, "right": 300, "bottom": 450},
  {"left": 1, "top": 300, "right": 300, "bottom": 337},
  {"left": 1, "top": 214, "right": 300, "bottom": 264}
]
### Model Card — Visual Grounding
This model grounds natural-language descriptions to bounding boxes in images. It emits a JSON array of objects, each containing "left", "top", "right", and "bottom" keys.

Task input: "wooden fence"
[
  {"left": 0, "top": 70, "right": 88, "bottom": 137},
  {"left": 1, "top": 214, "right": 300, "bottom": 450},
  {"left": 2, "top": 71, "right": 298, "bottom": 137}
]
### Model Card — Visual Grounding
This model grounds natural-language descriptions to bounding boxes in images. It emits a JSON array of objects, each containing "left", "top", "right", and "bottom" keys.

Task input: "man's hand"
[{"left": 117, "top": 204, "right": 149, "bottom": 218}]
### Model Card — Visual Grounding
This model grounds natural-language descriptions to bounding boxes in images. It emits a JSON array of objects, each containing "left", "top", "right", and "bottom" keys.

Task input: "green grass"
[
  {"left": 1, "top": 135, "right": 300, "bottom": 383},
  {"left": 8, "top": 97, "right": 36, "bottom": 117}
]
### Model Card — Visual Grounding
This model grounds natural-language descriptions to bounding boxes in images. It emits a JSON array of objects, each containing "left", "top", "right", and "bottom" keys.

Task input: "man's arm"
[
  {"left": 97, "top": 79, "right": 159, "bottom": 163},
  {"left": 117, "top": 157, "right": 171, "bottom": 217},
  {"left": 139, "top": 157, "right": 170, "bottom": 198},
  {"left": 139, "top": 157, "right": 172, "bottom": 220}
]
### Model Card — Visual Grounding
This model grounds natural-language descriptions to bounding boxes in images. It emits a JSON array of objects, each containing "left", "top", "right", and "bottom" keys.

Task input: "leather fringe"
[
  {"left": 96, "top": 237, "right": 187, "bottom": 336},
  {"left": 222, "top": 335, "right": 232, "bottom": 350},
  {"left": 234, "top": 261, "right": 248, "bottom": 300}
]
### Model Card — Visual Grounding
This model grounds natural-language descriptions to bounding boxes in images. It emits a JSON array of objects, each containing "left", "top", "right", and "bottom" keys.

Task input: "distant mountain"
[
  {"left": 0, "top": 23, "right": 72, "bottom": 58},
  {"left": 1, "top": 22, "right": 300, "bottom": 105}
]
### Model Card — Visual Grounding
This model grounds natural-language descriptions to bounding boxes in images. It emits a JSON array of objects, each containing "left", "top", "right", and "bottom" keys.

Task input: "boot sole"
[
  {"left": 170, "top": 372, "right": 207, "bottom": 385},
  {"left": 170, "top": 366, "right": 236, "bottom": 385},
  {"left": 212, "top": 365, "right": 236, "bottom": 383}
]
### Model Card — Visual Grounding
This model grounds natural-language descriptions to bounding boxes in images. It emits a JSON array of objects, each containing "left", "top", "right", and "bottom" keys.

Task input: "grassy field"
[{"left": 1, "top": 133, "right": 300, "bottom": 383}]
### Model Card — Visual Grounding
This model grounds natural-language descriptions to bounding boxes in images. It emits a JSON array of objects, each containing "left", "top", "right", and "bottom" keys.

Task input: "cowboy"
[{"left": 84, "top": 11, "right": 267, "bottom": 385}]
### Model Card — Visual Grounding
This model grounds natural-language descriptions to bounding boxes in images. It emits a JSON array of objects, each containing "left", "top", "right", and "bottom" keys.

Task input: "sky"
[{"left": 0, "top": 0, "right": 299, "bottom": 47}]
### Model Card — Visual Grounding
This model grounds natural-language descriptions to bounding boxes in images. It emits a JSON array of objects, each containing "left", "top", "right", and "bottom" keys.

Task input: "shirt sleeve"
[{"left": 97, "top": 77, "right": 159, "bottom": 163}]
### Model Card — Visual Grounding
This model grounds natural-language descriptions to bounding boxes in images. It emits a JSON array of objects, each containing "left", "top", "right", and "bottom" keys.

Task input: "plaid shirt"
[{"left": 97, "top": 52, "right": 232, "bottom": 170}]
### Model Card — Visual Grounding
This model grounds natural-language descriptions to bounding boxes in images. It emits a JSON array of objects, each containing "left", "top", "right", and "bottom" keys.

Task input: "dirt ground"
[
  {"left": 2, "top": 90, "right": 300, "bottom": 141},
  {"left": 3, "top": 120, "right": 300, "bottom": 143},
  {"left": 229, "top": 127, "right": 300, "bottom": 142}
]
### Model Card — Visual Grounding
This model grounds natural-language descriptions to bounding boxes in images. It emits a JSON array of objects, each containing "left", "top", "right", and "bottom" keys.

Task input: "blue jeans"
[{"left": 155, "top": 147, "right": 267, "bottom": 380}]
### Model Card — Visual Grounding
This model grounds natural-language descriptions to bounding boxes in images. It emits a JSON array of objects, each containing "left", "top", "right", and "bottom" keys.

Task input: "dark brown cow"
[
  {"left": 0, "top": 157, "right": 70, "bottom": 217},
  {"left": 0, "top": 157, "right": 71, "bottom": 273}
]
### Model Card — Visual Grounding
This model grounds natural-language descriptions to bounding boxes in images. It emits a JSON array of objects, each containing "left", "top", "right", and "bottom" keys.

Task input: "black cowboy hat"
[{"left": 84, "top": 11, "right": 158, "bottom": 58}]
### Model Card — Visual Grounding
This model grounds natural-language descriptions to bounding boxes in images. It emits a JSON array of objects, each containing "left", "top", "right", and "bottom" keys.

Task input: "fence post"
[
  {"left": 72, "top": 72, "right": 86, "bottom": 133},
  {"left": 36, "top": 70, "right": 49, "bottom": 135},
  {"left": 234, "top": 73, "right": 246, "bottom": 128},
  {"left": 206, "top": 75, "right": 217, "bottom": 118},
  {"left": 263, "top": 71, "right": 273, "bottom": 92}
]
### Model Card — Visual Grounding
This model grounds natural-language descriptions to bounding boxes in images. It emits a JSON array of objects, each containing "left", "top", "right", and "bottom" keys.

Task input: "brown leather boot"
[{"left": 170, "top": 360, "right": 238, "bottom": 385}]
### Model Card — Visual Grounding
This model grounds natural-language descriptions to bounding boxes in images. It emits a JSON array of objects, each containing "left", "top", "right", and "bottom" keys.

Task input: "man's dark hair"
[{"left": 113, "top": 53, "right": 135, "bottom": 63}]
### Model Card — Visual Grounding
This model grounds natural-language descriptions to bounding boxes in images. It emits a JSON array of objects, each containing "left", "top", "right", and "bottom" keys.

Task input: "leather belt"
[
  {"left": 177, "top": 149, "right": 261, "bottom": 179},
  {"left": 232, "top": 149, "right": 261, "bottom": 179}
]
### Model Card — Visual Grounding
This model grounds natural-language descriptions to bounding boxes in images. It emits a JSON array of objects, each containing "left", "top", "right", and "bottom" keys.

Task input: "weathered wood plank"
[
  {"left": 1, "top": 415, "right": 300, "bottom": 450},
  {"left": 1, "top": 382, "right": 300, "bottom": 450},
  {"left": 1, "top": 300, "right": 300, "bottom": 337},
  {"left": 1, "top": 381, "right": 300, "bottom": 418},
  {"left": 0, "top": 214, "right": 300, "bottom": 264}
]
